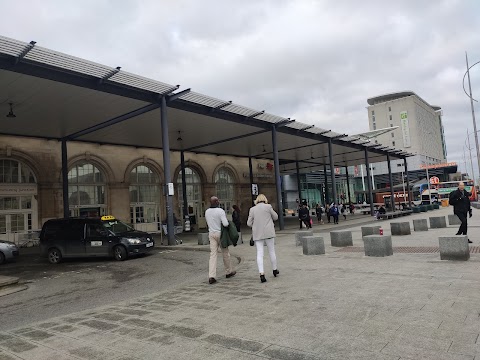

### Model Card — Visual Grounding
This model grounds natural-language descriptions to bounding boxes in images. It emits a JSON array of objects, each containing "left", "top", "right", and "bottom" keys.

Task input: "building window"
[
  {"left": 373, "top": 123, "right": 376, "bottom": 130},
  {"left": 178, "top": 167, "right": 203, "bottom": 222},
  {"left": 68, "top": 162, "right": 106, "bottom": 217},
  {"left": 372, "top": 115, "right": 375, "bottom": 122},
  {"left": 0, "top": 159, "right": 37, "bottom": 234},
  {"left": 389, "top": 107, "right": 391, "bottom": 112},
  {"left": 375, "top": 140, "right": 378, "bottom": 144},
  {"left": 0, "top": 159, "right": 36, "bottom": 184},
  {"left": 371, "top": 110, "right": 375, "bottom": 115},
  {"left": 392, "top": 141, "right": 396, "bottom": 147},
  {"left": 215, "top": 167, "right": 236, "bottom": 214},
  {"left": 129, "top": 165, "right": 160, "bottom": 226},
  {"left": 389, "top": 115, "right": 392, "bottom": 120},
  {"left": 391, "top": 133, "right": 394, "bottom": 138},
  {"left": 390, "top": 124, "right": 393, "bottom": 127}
]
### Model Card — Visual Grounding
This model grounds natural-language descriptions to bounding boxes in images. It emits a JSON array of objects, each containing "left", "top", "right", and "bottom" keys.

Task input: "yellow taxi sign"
[{"left": 101, "top": 215, "right": 116, "bottom": 221}]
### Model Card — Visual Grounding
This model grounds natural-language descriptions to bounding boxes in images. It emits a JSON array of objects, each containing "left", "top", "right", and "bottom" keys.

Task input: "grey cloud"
[{"left": 1, "top": 0, "right": 480, "bottom": 175}]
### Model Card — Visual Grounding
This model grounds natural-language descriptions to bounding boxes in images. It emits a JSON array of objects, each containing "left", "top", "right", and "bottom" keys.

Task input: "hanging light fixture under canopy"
[{"left": 6, "top": 102, "right": 16, "bottom": 118}]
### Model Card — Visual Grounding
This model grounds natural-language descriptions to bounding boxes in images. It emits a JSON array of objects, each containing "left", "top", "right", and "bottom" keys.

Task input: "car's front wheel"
[
  {"left": 113, "top": 245, "right": 127, "bottom": 261},
  {"left": 48, "top": 248, "right": 62, "bottom": 264}
]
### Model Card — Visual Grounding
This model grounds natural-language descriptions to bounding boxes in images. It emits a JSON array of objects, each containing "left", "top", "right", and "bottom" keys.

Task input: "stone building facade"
[{"left": 0, "top": 135, "right": 276, "bottom": 237}]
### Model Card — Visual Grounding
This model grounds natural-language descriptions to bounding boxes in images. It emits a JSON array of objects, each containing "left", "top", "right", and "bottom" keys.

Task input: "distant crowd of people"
[{"left": 298, "top": 201, "right": 355, "bottom": 229}]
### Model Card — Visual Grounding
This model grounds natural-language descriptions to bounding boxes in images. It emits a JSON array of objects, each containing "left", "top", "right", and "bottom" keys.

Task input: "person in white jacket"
[{"left": 247, "top": 194, "right": 279, "bottom": 283}]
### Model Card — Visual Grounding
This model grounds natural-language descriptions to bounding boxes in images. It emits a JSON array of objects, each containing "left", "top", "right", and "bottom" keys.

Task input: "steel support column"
[
  {"left": 328, "top": 139, "right": 337, "bottom": 204},
  {"left": 387, "top": 154, "right": 396, "bottom": 211},
  {"left": 249, "top": 156, "right": 255, "bottom": 206},
  {"left": 61, "top": 139, "right": 69, "bottom": 218},
  {"left": 323, "top": 163, "right": 329, "bottom": 204},
  {"left": 161, "top": 97, "right": 175, "bottom": 245},
  {"left": 296, "top": 161, "right": 302, "bottom": 203},
  {"left": 180, "top": 151, "right": 188, "bottom": 218},
  {"left": 345, "top": 165, "right": 351, "bottom": 204},
  {"left": 404, "top": 158, "right": 411, "bottom": 207},
  {"left": 272, "top": 126, "right": 284, "bottom": 230},
  {"left": 364, "top": 148, "right": 375, "bottom": 216}
]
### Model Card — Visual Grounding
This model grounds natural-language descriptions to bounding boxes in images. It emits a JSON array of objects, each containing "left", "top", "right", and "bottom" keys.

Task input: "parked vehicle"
[
  {"left": 0, "top": 240, "right": 19, "bottom": 264},
  {"left": 40, "top": 215, "right": 154, "bottom": 264}
]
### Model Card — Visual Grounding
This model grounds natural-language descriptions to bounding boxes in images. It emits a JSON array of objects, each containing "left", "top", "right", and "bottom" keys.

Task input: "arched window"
[
  {"left": 0, "top": 159, "right": 37, "bottom": 234},
  {"left": 68, "top": 163, "right": 106, "bottom": 217},
  {"left": 130, "top": 165, "right": 160, "bottom": 228},
  {"left": 215, "top": 167, "right": 235, "bottom": 214},
  {"left": 177, "top": 167, "right": 203, "bottom": 225}
]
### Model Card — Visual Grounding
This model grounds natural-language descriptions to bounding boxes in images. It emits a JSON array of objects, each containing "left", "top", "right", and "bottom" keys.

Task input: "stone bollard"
[
  {"left": 302, "top": 236, "right": 325, "bottom": 255},
  {"left": 363, "top": 235, "right": 393, "bottom": 257},
  {"left": 295, "top": 230, "right": 313, "bottom": 247},
  {"left": 448, "top": 214, "right": 461, "bottom": 226},
  {"left": 238, "top": 232, "right": 243, "bottom": 244},
  {"left": 413, "top": 219, "right": 428, "bottom": 232},
  {"left": 361, "top": 226, "right": 381, "bottom": 238},
  {"left": 439, "top": 236, "right": 470, "bottom": 261},
  {"left": 198, "top": 233, "right": 209, "bottom": 245},
  {"left": 429, "top": 216, "right": 447, "bottom": 229},
  {"left": 330, "top": 230, "right": 353, "bottom": 247},
  {"left": 390, "top": 222, "right": 411, "bottom": 235}
]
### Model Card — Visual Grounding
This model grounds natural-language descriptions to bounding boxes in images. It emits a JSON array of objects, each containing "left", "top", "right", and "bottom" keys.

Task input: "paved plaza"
[{"left": 2, "top": 207, "right": 480, "bottom": 359}]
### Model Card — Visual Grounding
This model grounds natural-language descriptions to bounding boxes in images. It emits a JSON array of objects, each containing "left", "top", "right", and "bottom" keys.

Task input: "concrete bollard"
[
  {"left": 390, "top": 222, "right": 411, "bottom": 236},
  {"left": 302, "top": 236, "right": 325, "bottom": 255},
  {"left": 238, "top": 232, "right": 243, "bottom": 244},
  {"left": 198, "top": 233, "right": 209, "bottom": 245},
  {"left": 439, "top": 236, "right": 470, "bottom": 261},
  {"left": 448, "top": 214, "right": 461, "bottom": 226},
  {"left": 429, "top": 216, "right": 447, "bottom": 229},
  {"left": 361, "top": 226, "right": 381, "bottom": 238},
  {"left": 330, "top": 230, "right": 353, "bottom": 247},
  {"left": 363, "top": 235, "right": 393, "bottom": 257},
  {"left": 295, "top": 230, "right": 313, "bottom": 247},
  {"left": 413, "top": 219, "right": 428, "bottom": 232}
]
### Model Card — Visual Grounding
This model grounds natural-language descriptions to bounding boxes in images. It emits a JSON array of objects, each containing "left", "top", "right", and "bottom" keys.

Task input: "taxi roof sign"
[{"left": 101, "top": 215, "right": 116, "bottom": 221}]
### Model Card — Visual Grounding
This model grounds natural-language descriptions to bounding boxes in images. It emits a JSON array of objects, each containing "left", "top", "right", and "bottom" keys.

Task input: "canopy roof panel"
[{"left": 0, "top": 34, "right": 414, "bottom": 168}]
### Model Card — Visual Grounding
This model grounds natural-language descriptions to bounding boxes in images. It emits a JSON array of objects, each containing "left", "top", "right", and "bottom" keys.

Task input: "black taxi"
[{"left": 40, "top": 215, "right": 154, "bottom": 264}]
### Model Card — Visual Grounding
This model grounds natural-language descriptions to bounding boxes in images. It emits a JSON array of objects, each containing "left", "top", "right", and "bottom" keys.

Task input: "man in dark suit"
[{"left": 449, "top": 182, "right": 473, "bottom": 243}]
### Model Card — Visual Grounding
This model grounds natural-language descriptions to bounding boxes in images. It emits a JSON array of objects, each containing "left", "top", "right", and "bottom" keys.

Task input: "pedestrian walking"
[
  {"left": 330, "top": 203, "right": 339, "bottom": 224},
  {"left": 298, "top": 202, "right": 312, "bottom": 229},
  {"left": 449, "top": 181, "right": 473, "bottom": 243},
  {"left": 205, "top": 196, "right": 236, "bottom": 284},
  {"left": 315, "top": 203, "right": 324, "bottom": 224},
  {"left": 325, "top": 204, "right": 331, "bottom": 223},
  {"left": 340, "top": 203, "right": 347, "bottom": 220},
  {"left": 247, "top": 194, "right": 279, "bottom": 283},
  {"left": 232, "top": 205, "right": 241, "bottom": 232}
]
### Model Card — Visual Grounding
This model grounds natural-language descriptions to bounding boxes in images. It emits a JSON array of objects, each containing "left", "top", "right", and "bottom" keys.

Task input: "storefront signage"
[
  {"left": 0, "top": 184, "right": 37, "bottom": 196},
  {"left": 400, "top": 111, "right": 411, "bottom": 148},
  {"left": 257, "top": 163, "right": 274, "bottom": 171},
  {"left": 243, "top": 173, "right": 274, "bottom": 179},
  {"left": 420, "top": 162, "right": 457, "bottom": 170}
]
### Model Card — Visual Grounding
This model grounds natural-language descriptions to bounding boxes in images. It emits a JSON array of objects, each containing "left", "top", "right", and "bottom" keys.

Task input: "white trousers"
[{"left": 255, "top": 238, "right": 277, "bottom": 274}]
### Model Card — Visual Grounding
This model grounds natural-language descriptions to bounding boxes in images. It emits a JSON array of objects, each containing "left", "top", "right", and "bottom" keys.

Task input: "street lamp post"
[{"left": 464, "top": 53, "right": 480, "bottom": 181}]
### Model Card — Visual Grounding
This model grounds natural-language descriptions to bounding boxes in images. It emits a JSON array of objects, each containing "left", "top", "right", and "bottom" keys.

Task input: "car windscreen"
[{"left": 102, "top": 220, "right": 134, "bottom": 235}]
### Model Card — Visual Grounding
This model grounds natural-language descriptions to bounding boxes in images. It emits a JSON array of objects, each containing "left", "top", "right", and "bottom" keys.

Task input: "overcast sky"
[{"left": 1, "top": 0, "right": 480, "bottom": 175}]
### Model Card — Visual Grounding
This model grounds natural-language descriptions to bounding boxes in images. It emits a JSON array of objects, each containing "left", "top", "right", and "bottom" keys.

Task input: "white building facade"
[{"left": 366, "top": 91, "right": 447, "bottom": 176}]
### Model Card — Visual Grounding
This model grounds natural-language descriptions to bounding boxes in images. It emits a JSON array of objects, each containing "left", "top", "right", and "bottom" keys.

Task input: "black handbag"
[{"left": 250, "top": 237, "right": 254, "bottom": 246}]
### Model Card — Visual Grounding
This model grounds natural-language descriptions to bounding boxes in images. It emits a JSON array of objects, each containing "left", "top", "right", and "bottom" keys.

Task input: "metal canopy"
[{"left": 0, "top": 35, "right": 413, "bottom": 170}]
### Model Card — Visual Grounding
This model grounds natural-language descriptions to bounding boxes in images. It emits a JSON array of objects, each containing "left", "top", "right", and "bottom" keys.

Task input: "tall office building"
[{"left": 367, "top": 91, "right": 447, "bottom": 170}]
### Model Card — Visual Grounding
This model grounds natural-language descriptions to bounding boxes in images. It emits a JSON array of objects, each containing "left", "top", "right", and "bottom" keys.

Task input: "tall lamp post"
[{"left": 463, "top": 53, "right": 480, "bottom": 180}]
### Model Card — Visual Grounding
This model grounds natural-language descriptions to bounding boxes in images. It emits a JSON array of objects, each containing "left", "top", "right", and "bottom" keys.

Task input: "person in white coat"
[{"left": 247, "top": 194, "right": 279, "bottom": 283}]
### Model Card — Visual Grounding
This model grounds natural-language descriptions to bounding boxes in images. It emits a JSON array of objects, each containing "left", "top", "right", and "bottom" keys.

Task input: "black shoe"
[
  {"left": 456, "top": 233, "right": 462, "bottom": 235},
  {"left": 260, "top": 275, "right": 267, "bottom": 283},
  {"left": 209, "top": 278, "right": 217, "bottom": 284},
  {"left": 226, "top": 271, "right": 236, "bottom": 279},
  {"left": 468, "top": 239, "right": 473, "bottom": 244},
  {"left": 273, "top": 269, "right": 279, "bottom": 277}
]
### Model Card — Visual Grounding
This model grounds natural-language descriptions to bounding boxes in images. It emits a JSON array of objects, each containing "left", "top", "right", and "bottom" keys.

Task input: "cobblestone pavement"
[{"left": 2, "top": 207, "right": 480, "bottom": 359}]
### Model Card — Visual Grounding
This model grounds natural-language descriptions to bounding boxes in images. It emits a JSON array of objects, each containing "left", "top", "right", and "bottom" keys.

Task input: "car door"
[
  {"left": 85, "top": 222, "right": 111, "bottom": 256},
  {"left": 65, "top": 220, "right": 86, "bottom": 256}
]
